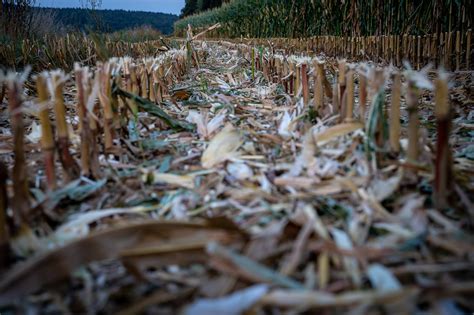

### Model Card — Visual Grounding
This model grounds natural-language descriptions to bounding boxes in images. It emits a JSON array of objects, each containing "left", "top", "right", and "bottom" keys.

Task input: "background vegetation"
[{"left": 175, "top": 0, "right": 473, "bottom": 38}]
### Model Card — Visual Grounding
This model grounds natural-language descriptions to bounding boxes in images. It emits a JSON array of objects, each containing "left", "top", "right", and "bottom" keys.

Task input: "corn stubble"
[
  {"left": 6, "top": 74, "right": 30, "bottom": 224},
  {"left": 433, "top": 72, "right": 452, "bottom": 210},
  {"left": 51, "top": 71, "right": 81, "bottom": 180},
  {"left": 0, "top": 33, "right": 472, "bottom": 314}
]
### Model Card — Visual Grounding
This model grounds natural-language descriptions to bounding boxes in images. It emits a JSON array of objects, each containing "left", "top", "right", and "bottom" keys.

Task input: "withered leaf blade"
[
  {"left": 201, "top": 125, "right": 243, "bottom": 168},
  {"left": 114, "top": 86, "right": 195, "bottom": 131},
  {"left": 0, "top": 220, "right": 244, "bottom": 305}
]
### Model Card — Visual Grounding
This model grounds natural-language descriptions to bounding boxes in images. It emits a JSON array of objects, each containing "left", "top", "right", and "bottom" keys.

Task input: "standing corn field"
[{"left": 175, "top": 0, "right": 473, "bottom": 38}]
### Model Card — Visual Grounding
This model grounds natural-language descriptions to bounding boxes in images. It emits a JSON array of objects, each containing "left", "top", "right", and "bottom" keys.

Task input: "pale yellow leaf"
[
  {"left": 151, "top": 172, "right": 195, "bottom": 189},
  {"left": 201, "top": 125, "right": 243, "bottom": 168},
  {"left": 314, "top": 122, "right": 363, "bottom": 145}
]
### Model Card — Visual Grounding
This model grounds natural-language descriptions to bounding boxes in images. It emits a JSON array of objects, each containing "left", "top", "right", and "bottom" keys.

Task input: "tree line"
[
  {"left": 39, "top": 7, "right": 178, "bottom": 35},
  {"left": 180, "top": 0, "right": 229, "bottom": 17}
]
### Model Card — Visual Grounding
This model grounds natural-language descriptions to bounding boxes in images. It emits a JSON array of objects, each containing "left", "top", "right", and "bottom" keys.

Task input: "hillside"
[{"left": 37, "top": 7, "right": 178, "bottom": 34}]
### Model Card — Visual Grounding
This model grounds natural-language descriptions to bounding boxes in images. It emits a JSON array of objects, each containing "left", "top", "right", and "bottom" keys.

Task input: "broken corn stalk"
[{"left": 358, "top": 72, "right": 367, "bottom": 121}]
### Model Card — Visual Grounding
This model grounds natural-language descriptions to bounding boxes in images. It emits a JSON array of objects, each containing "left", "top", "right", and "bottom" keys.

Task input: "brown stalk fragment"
[
  {"left": 319, "top": 63, "right": 333, "bottom": 99},
  {"left": 313, "top": 60, "right": 323, "bottom": 112},
  {"left": 123, "top": 61, "right": 132, "bottom": 93},
  {"left": 389, "top": 72, "right": 402, "bottom": 153},
  {"left": 289, "top": 61, "right": 295, "bottom": 96},
  {"left": 338, "top": 60, "right": 346, "bottom": 119},
  {"left": 344, "top": 69, "right": 354, "bottom": 122},
  {"left": 51, "top": 72, "right": 80, "bottom": 181},
  {"left": 332, "top": 80, "right": 339, "bottom": 116},
  {"left": 36, "top": 74, "right": 57, "bottom": 191},
  {"left": 149, "top": 66, "right": 157, "bottom": 103},
  {"left": 301, "top": 63, "right": 309, "bottom": 106},
  {"left": 406, "top": 80, "right": 420, "bottom": 162},
  {"left": 98, "top": 63, "right": 116, "bottom": 153},
  {"left": 86, "top": 73, "right": 102, "bottom": 179},
  {"left": 140, "top": 65, "right": 148, "bottom": 99},
  {"left": 129, "top": 63, "right": 139, "bottom": 114},
  {"left": 433, "top": 72, "right": 452, "bottom": 210},
  {"left": 295, "top": 63, "right": 301, "bottom": 97},
  {"left": 359, "top": 72, "right": 367, "bottom": 121},
  {"left": 6, "top": 76, "right": 30, "bottom": 223},
  {"left": 75, "top": 66, "right": 91, "bottom": 177}
]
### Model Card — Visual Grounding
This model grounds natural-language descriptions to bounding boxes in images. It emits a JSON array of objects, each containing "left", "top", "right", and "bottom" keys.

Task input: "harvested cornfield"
[
  {"left": 0, "top": 26, "right": 473, "bottom": 313},
  {"left": 1, "top": 0, "right": 474, "bottom": 312},
  {"left": 0, "top": 34, "right": 174, "bottom": 72}
]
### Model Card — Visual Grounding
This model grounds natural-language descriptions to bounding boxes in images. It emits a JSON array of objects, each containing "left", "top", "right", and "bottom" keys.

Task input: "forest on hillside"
[
  {"left": 1, "top": 1, "right": 178, "bottom": 40},
  {"left": 37, "top": 7, "right": 178, "bottom": 34}
]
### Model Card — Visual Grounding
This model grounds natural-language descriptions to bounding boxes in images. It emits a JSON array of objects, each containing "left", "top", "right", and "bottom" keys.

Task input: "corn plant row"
[
  {"left": 0, "top": 48, "right": 194, "bottom": 234},
  {"left": 0, "top": 38, "right": 459, "bottom": 249},
  {"left": 175, "top": 0, "right": 472, "bottom": 39},
  {"left": 0, "top": 34, "right": 171, "bottom": 72},
  {"left": 202, "top": 31, "right": 473, "bottom": 70},
  {"left": 223, "top": 40, "right": 453, "bottom": 210}
]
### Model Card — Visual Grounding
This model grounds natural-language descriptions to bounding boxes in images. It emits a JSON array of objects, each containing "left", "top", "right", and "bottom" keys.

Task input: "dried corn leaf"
[
  {"left": 149, "top": 172, "right": 195, "bottom": 189},
  {"left": 314, "top": 122, "right": 363, "bottom": 145},
  {"left": 201, "top": 125, "right": 243, "bottom": 168}
]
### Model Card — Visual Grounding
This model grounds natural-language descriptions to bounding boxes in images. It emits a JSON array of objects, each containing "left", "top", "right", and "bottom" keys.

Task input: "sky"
[{"left": 38, "top": 0, "right": 186, "bottom": 15}]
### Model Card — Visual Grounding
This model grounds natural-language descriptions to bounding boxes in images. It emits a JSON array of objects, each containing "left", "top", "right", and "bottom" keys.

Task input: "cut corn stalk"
[
  {"left": 433, "top": 71, "right": 452, "bottom": 210},
  {"left": 338, "top": 60, "right": 346, "bottom": 120},
  {"left": 6, "top": 72, "right": 30, "bottom": 224},
  {"left": 36, "top": 73, "right": 57, "bottom": 191},
  {"left": 358, "top": 71, "right": 367, "bottom": 121},
  {"left": 301, "top": 63, "right": 309, "bottom": 106},
  {"left": 51, "top": 71, "right": 80, "bottom": 180},
  {"left": 406, "top": 81, "right": 420, "bottom": 163},
  {"left": 98, "top": 63, "right": 116, "bottom": 153},
  {"left": 345, "top": 69, "right": 354, "bottom": 122},
  {"left": 313, "top": 60, "right": 324, "bottom": 113},
  {"left": 75, "top": 65, "right": 92, "bottom": 177},
  {"left": 389, "top": 73, "right": 402, "bottom": 153}
]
